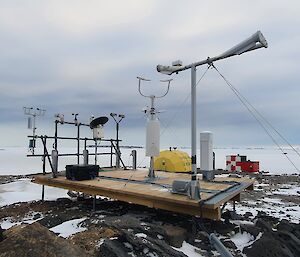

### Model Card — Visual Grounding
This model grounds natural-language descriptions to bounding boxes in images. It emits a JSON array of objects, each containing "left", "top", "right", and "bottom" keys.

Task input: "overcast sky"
[{"left": 1, "top": 0, "right": 300, "bottom": 148}]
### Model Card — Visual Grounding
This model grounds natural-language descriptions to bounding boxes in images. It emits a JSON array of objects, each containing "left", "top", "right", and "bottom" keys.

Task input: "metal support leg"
[
  {"left": 93, "top": 195, "right": 96, "bottom": 211},
  {"left": 148, "top": 156, "right": 155, "bottom": 179},
  {"left": 233, "top": 200, "right": 236, "bottom": 212},
  {"left": 221, "top": 202, "right": 227, "bottom": 213},
  {"left": 42, "top": 185, "right": 45, "bottom": 201}
]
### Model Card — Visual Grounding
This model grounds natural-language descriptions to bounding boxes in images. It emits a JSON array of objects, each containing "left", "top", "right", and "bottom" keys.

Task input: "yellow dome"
[{"left": 154, "top": 150, "right": 191, "bottom": 173}]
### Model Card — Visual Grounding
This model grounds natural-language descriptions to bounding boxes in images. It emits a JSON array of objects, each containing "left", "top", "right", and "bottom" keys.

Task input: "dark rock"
[
  {"left": 221, "top": 238, "right": 237, "bottom": 249},
  {"left": 244, "top": 212, "right": 253, "bottom": 219},
  {"left": 233, "top": 225, "right": 240, "bottom": 234},
  {"left": 197, "top": 231, "right": 209, "bottom": 242},
  {"left": 38, "top": 214, "right": 70, "bottom": 228},
  {"left": 276, "top": 230, "right": 300, "bottom": 257},
  {"left": 277, "top": 219, "right": 294, "bottom": 233},
  {"left": 256, "top": 218, "right": 273, "bottom": 232},
  {"left": 32, "top": 212, "right": 42, "bottom": 220},
  {"left": 243, "top": 233, "right": 294, "bottom": 257},
  {"left": 69, "top": 227, "right": 119, "bottom": 255},
  {"left": 103, "top": 213, "right": 193, "bottom": 248},
  {"left": 240, "top": 224, "right": 261, "bottom": 237},
  {"left": 98, "top": 230, "right": 187, "bottom": 257},
  {"left": 0, "top": 226, "right": 4, "bottom": 242},
  {"left": 96, "top": 239, "right": 128, "bottom": 257},
  {"left": 55, "top": 198, "right": 73, "bottom": 205},
  {"left": 206, "top": 220, "right": 236, "bottom": 235},
  {"left": 0, "top": 222, "right": 87, "bottom": 257},
  {"left": 222, "top": 210, "right": 243, "bottom": 221},
  {"left": 162, "top": 224, "right": 187, "bottom": 248}
]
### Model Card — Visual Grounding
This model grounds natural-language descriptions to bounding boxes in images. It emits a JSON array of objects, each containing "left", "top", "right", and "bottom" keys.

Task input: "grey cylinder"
[
  {"left": 116, "top": 149, "right": 120, "bottom": 169},
  {"left": 200, "top": 131, "right": 213, "bottom": 171},
  {"left": 51, "top": 150, "right": 58, "bottom": 174},
  {"left": 83, "top": 149, "right": 89, "bottom": 165},
  {"left": 209, "top": 233, "right": 233, "bottom": 257},
  {"left": 131, "top": 150, "right": 137, "bottom": 170}
]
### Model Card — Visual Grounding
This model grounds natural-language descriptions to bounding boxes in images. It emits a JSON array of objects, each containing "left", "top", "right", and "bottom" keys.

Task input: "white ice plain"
[{"left": 1, "top": 146, "right": 300, "bottom": 175}]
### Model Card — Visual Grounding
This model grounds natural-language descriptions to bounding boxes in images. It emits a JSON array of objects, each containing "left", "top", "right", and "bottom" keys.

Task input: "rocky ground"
[{"left": 0, "top": 173, "right": 299, "bottom": 257}]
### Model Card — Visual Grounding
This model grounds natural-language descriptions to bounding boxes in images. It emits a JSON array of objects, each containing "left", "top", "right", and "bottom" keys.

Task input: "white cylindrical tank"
[
  {"left": 200, "top": 131, "right": 213, "bottom": 171},
  {"left": 146, "top": 120, "right": 160, "bottom": 157},
  {"left": 93, "top": 126, "right": 104, "bottom": 139},
  {"left": 27, "top": 117, "right": 32, "bottom": 129}
]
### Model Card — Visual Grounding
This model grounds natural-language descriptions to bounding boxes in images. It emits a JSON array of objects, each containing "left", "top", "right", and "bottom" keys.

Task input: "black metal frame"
[{"left": 27, "top": 118, "right": 127, "bottom": 178}]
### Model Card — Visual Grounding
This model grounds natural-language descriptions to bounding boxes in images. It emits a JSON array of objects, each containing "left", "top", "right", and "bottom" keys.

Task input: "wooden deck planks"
[{"left": 33, "top": 169, "right": 254, "bottom": 220}]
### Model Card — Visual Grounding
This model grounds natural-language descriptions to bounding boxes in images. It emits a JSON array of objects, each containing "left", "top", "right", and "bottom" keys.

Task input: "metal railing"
[{"left": 27, "top": 119, "right": 126, "bottom": 178}]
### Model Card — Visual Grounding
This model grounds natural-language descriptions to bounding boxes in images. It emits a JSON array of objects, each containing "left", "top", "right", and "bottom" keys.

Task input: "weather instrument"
[
  {"left": 137, "top": 76, "right": 172, "bottom": 179},
  {"left": 90, "top": 116, "right": 109, "bottom": 164},
  {"left": 110, "top": 113, "right": 125, "bottom": 169},
  {"left": 157, "top": 30, "right": 268, "bottom": 200},
  {"left": 23, "top": 107, "right": 46, "bottom": 154}
]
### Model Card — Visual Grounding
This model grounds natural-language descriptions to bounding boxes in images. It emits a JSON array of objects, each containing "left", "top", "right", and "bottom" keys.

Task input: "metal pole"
[
  {"left": 54, "top": 121, "right": 58, "bottom": 151},
  {"left": 77, "top": 124, "right": 80, "bottom": 164},
  {"left": 116, "top": 122, "right": 120, "bottom": 168},
  {"left": 94, "top": 140, "right": 97, "bottom": 165},
  {"left": 32, "top": 114, "right": 36, "bottom": 154},
  {"left": 149, "top": 156, "right": 155, "bottom": 177},
  {"left": 209, "top": 233, "right": 234, "bottom": 257},
  {"left": 148, "top": 96, "right": 156, "bottom": 178},
  {"left": 189, "top": 66, "right": 200, "bottom": 199},
  {"left": 132, "top": 150, "right": 137, "bottom": 170},
  {"left": 42, "top": 186, "right": 45, "bottom": 202},
  {"left": 42, "top": 135, "right": 46, "bottom": 201},
  {"left": 42, "top": 136, "right": 46, "bottom": 174},
  {"left": 110, "top": 140, "right": 113, "bottom": 167},
  {"left": 191, "top": 66, "right": 197, "bottom": 176},
  {"left": 83, "top": 149, "right": 89, "bottom": 165},
  {"left": 51, "top": 150, "right": 58, "bottom": 174},
  {"left": 93, "top": 195, "right": 96, "bottom": 211}
]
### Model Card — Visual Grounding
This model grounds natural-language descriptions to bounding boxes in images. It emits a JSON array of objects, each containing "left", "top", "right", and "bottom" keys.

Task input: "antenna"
[
  {"left": 23, "top": 107, "right": 46, "bottom": 154},
  {"left": 137, "top": 77, "right": 172, "bottom": 179}
]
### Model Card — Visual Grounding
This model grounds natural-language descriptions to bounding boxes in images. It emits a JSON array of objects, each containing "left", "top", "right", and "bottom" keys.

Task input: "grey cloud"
[{"left": 1, "top": 1, "right": 300, "bottom": 147}]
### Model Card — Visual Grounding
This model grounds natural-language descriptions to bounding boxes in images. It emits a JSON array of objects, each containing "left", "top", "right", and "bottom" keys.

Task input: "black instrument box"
[{"left": 66, "top": 164, "right": 99, "bottom": 181}]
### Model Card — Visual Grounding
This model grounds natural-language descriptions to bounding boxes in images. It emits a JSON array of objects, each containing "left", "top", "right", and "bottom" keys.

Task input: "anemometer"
[{"left": 137, "top": 76, "right": 172, "bottom": 179}]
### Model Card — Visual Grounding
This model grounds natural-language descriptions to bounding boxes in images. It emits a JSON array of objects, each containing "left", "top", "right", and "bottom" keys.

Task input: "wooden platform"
[{"left": 33, "top": 169, "right": 254, "bottom": 220}]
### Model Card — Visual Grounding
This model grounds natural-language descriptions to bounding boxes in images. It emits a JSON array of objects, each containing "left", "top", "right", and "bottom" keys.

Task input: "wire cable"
[
  {"left": 123, "top": 66, "right": 212, "bottom": 187},
  {"left": 212, "top": 64, "right": 300, "bottom": 172},
  {"left": 160, "top": 65, "right": 211, "bottom": 137}
]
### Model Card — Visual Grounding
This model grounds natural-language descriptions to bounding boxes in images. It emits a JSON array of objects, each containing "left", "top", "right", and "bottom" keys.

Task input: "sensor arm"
[
  {"left": 156, "top": 79, "right": 173, "bottom": 98},
  {"left": 137, "top": 76, "right": 151, "bottom": 98},
  {"left": 157, "top": 31, "right": 268, "bottom": 75}
]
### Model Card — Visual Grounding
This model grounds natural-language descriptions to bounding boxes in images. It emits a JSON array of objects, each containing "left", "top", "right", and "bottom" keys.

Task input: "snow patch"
[
  {"left": 231, "top": 232, "right": 254, "bottom": 251},
  {"left": 173, "top": 241, "right": 204, "bottom": 257},
  {"left": 273, "top": 185, "right": 300, "bottom": 196},
  {"left": 49, "top": 218, "right": 87, "bottom": 238},
  {"left": 135, "top": 233, "right": 147, "bottom": 238},
  {"left": 0, "top": 179, "right": 68, "bottom": 206},
  {"left": 0, "top": 211, "right": 44, "bottom": 229}
]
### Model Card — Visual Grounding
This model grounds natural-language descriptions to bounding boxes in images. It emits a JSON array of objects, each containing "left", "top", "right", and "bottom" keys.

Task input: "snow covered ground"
[
  {"left": 49, "top": 218, "right": 87, "bottom": 238},
  {"left": 1, "top": 146, "right": 300, "bottom": 175},
  {"left": 173, "top": 241, "right": 204, "bottom": 257},
  {"left": 232, "top": 182, "right": 300, "bottom": 224},
  {"left": 0, "top": 146, "right": 299, "bottom": 256},
  {"left": 0, "top": 178, "right": 68, "bottom": 207},
  {"left": 0, "top": 176, "right": 298, "bottom": 256},
  {"left": 0, "top": 211, "right": 44, "bottom": 229}
]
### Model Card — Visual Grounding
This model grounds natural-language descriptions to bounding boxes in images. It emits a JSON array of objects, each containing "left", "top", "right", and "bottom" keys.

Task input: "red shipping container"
[{"left": 239, "top": 161, "right": 259, "bottom": 173}]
